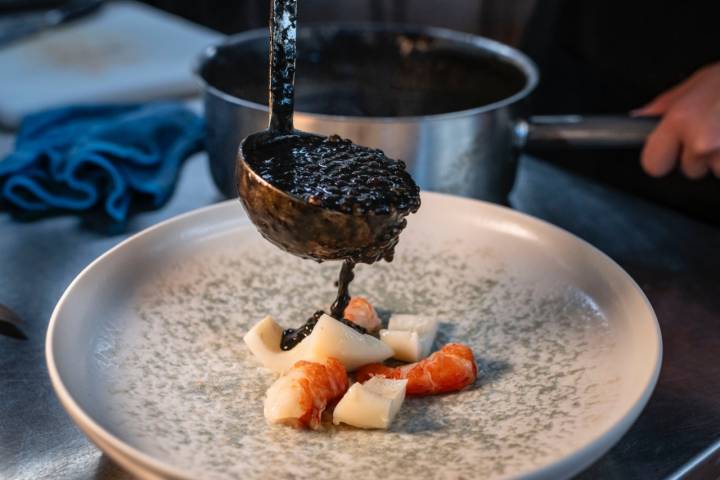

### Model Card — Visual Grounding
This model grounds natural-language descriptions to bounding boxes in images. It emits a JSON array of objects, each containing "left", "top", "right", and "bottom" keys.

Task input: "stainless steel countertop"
[{"left": 1, "top": 154, "right": 719, "bottom": 479}]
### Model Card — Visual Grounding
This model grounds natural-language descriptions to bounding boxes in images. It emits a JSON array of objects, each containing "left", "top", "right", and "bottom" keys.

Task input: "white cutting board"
[{"left": 0, "top": 1, "right": 223, "bottom": 128}]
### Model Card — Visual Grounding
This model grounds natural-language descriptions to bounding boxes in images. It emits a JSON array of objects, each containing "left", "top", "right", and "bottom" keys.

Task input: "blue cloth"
[{"left": 0, "top": 103, "right": 204, "bottom": 222}]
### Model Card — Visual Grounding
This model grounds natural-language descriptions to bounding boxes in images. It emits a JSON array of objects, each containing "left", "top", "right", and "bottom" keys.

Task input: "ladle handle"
[{"left": 268, "top": 0, "right": 297, "bottom": 133}]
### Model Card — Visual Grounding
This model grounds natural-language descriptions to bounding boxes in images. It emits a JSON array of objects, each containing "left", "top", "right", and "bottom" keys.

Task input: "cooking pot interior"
[{"left": 200, "top": 25, "right": 529, "bottom": 117}]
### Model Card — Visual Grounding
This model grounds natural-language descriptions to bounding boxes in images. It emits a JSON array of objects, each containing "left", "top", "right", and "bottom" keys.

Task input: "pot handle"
[{"left": 514, "top": 115, "right": 659, "bottom": 150}]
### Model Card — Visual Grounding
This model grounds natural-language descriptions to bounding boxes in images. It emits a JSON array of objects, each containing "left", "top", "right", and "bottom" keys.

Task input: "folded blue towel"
[{"left": 0, "top": 103, "right": 204, "bottom": 222}]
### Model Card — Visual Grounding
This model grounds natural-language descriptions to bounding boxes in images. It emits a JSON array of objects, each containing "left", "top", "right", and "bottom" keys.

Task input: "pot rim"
[{"left": 195, "top": 22, "right": 539, "bottom": 123}]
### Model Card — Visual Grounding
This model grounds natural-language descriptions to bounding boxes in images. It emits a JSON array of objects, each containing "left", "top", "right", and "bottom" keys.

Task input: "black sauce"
[
  {"left": 330, "top": 259, "right": 355, "bottom": 318},
  {"left": 246, "top": 134, "right": 421, "bottom": 216},
  {"left": 280, "top": 259, "right": 370, "bottom": 350},
  {"left": 262, "top": 0, "right": 420, "bottom": 351},
  {"left": 201, "top": 30, "right": 528, "bottom": 118}
]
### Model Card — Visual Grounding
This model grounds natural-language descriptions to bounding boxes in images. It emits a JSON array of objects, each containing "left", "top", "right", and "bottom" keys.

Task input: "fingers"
[
  {"left": 633, "top": 78, "right": 699, "bottom": 116},
  {"left": 643, "top": 120, "right": 720, "bottom": 179},
  {"left": 641, "top": 119, "right": 681, "bottom": 177},
  {"left": 633, "top": 65, "right": 715, "bottom": 116},
  {"left": 639, "top": 62, "right": 720, "bottom": 179},
  {"left": 634, "top": 90, "right": 680, "bottom": 116},
  {"left": 709, "top": 151, "right": 720, "bottom": 178},
  {"left": 642, "top": 99, "right": 720, "bottom": 179},
  {"left": 680, "top": 147, "right": 710, "bottom": 179},
  {"left": 679, "top": 113, "right": 720, "bottom": 178}
]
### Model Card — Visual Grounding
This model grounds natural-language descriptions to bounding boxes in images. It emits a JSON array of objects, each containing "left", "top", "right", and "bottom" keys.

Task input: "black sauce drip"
[
  {"left": 281, "top": 259, "right": 365, "bottom": 350},
  {"left": 264, "top": 0, "right": 419, "bottom": 351},
  {"left": 330, "top": 259, "right": 355, "bottom": 318}
]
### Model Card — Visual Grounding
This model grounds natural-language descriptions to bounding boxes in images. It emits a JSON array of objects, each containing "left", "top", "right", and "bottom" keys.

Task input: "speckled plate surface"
[{"left": 47, "top": 193, "right": 661, "bottom": 480}]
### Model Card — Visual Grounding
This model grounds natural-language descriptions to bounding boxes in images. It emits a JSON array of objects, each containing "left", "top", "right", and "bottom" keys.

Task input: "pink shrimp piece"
[
  {"left": 343, "top": 297, "right": 381, "bottom": 332},
  {"left": 355, "top": 343, "right": 477, "bottom": 396},
  {"left": 264, "top": 357, "right": 349, "bottom": 429}
]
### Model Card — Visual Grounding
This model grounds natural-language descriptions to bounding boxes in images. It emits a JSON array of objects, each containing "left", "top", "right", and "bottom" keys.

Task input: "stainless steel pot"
[{"left": 197, "top": 24, "right": 656, "bottom": 203}]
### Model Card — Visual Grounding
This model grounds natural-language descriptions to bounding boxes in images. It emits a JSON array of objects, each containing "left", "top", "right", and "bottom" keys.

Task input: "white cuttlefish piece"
[
  {"left": 333, "top": 377, "right": 407, "bottom": 429},
  {"left": 379, "top": 314, "right": 439, "bottom": 362},
  {"left": 244, "top": 313, "right": 393, "bottom": 373}
]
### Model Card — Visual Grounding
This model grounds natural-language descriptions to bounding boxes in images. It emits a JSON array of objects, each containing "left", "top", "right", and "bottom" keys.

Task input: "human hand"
[{"left": 634, "top": 62, "right": 720, "bottom": 179}]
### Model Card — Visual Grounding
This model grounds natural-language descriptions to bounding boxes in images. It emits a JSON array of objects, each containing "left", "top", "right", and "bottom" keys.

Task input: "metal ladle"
[{"left": 235, "top": 0, "right": 411, "bottom": 264}]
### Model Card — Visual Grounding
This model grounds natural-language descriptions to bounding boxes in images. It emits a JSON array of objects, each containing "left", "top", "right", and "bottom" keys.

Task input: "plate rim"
[{"left": 46, "top": 192, "right": 663, "bottom": 480}]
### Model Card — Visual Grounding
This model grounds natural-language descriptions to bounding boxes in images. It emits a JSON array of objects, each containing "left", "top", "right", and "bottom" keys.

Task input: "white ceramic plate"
[{"left": 47, "top": 193, "right": 661, "bottom": 480}]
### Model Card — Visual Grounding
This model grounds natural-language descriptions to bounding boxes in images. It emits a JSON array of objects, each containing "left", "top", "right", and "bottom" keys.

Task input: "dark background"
[{"left": 0, "top": 0, "right": 537, "bottom": 45}]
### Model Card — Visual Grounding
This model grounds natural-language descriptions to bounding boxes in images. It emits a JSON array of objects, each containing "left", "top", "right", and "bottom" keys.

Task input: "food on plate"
[
  {"left": 280, "top": 309, "right": 367, "bottom": 351},
  {"left": 246, "top": 302, "right": 476, "bottom": 429},
  {"left": 343, "top": 297, "right": 382, "bottom": 332},
  {"left": 245, "top": 294, "right": 477, "bottom": 429},
  {"left": 264, "top": 357, "right": 349, "bottom": 429},
  {"left": 333, "top": 377, "right": 407, "bottom": 429},
  {"left": 355, "top": 343, "right": 477, "bottom": 396},
  {"left": 244, "top": 313, "right": 392, "bottom": 373},
  {"left": 379, "top": 314, "right": 439, "bottom": 362},
  {"left": 239, "top": 0, "right": 472, "bottom": 434}
]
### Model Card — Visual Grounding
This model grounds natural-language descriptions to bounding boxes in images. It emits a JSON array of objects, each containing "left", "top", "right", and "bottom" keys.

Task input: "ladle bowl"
[
  {"left": 237, "top": 130, "right": 408, "bottom": 263},
  {"left": 236, "top": 0, "right": 414, "bottom": 263}
]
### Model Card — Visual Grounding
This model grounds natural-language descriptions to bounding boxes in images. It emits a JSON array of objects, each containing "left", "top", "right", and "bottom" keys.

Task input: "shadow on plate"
[{"left": 475, "top": 358, "right": 513, "bottom": 389}]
